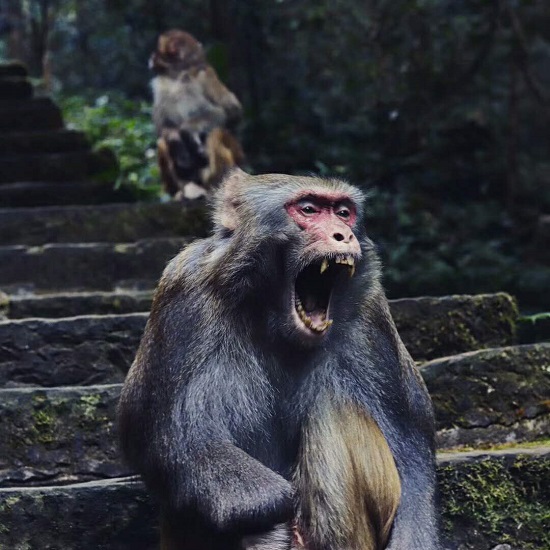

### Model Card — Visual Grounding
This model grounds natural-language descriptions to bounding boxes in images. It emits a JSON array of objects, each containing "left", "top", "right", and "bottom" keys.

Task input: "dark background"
[{"left": 1, "top": 0, "right": 549, "bottom": 307}]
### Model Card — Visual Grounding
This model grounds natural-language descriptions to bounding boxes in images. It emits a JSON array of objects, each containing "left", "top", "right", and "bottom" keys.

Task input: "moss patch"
[{"left": 439, "top": 453, "right": 550, "bottom": 548}]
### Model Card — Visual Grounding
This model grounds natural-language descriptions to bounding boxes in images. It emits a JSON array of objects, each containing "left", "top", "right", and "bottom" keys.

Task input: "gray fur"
[{"left": 118, "top": 170, "right": 439, "bottom": 550}]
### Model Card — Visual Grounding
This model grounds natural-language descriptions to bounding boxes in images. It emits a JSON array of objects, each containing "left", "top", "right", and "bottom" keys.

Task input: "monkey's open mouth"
[{"left": 294, "top": 255, "right": 356, "bottom": 334}]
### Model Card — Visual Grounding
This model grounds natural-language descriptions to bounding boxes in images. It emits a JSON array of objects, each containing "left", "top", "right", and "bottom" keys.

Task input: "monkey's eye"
[
  {"left": 336, "top": 206, "right": 351, "bottom": 220},
  {"left": 299, "top": 202, "right": 318, "bottom": 216}
]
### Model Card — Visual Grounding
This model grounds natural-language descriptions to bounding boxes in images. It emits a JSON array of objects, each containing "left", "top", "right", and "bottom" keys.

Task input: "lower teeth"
[{"left": 296, "top": 301, "right": 330, "bottom": 332}]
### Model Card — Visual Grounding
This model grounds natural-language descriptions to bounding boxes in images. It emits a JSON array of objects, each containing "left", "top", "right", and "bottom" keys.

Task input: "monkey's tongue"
[{"left": 295, "top": 296, "right": 332, "bottom": 332}]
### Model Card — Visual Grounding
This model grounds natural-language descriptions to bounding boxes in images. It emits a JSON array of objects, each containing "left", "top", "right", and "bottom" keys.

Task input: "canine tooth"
[
  {"left": 320, "top": 259, "right": 329, "bottom": 274},
  {"left": 349, "top": 265, "right": 356, "bottom": 278}
]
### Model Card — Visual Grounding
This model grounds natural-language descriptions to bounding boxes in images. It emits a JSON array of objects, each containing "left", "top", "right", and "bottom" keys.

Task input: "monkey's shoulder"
[{"left": 155, "top": 236, "right": 229, "bottom": 294}]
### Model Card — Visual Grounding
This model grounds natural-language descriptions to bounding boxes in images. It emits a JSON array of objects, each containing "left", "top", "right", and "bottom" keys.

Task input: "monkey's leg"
[
  {"left": 241, "top": 523, "right": 294, "bottom": 550},
  {"left": 157, "top": 137, "right": 180, "bottom": 197},
  {"left": 160, "top": 513, "right": 221, "bottom": 550}
]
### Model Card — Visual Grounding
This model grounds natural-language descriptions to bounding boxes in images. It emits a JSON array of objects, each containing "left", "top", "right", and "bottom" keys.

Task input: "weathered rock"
[
  {"left": 0, "top": 98, "right": 62, "bottom": 131},
  {"left": 0, "top": 237, "right": 188, "bottom": 292},
  {"left": 518, "top": 312, "right": 550, "bottom": 345},
  {"left": 0, "top": 62, "right": 28, "bottom": 78},
  {"left": 1, "top": 447, "right": 548, "bottom": 550},
  {"left": 0, "top": 129, "right": 89, "bottom": 155},
  {"left": 0, "top": 313, "right": 146, "bottom": 387},
  {"left": 423, "top": 344, "right": 550, "bottom": 449},
  {"left": 0, "top": 477, "right": 158, "bottom": 550},
  {"left": 5, "top": 290, "right": 154, "bottom": 319},
  {"left": 0, "top": 77, "right": 33, "bottom": 100},
  {"left": 0, "top": 201, "right": 209, "bottom": 246},
  {"left": 390, "top": 293, "right": 518, "bottom": 361},
  {"left": 0, "top": 179, "right": 134, "bottom": 208},
  {"left": 439, "top": 446, "right": 550, "bottom": 549},
  {"left": 0, "top": 385, "right": 128, "bottom": 487},
  {"left": 0, "top": 150, "right": 117, "bottom": 183}
]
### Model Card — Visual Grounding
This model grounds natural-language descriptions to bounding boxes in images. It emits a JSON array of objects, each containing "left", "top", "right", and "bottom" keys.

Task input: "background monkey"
[
  {"left": 118, "top": 169, "right": 439, "bottom": 550},
  {"left": 150, "top": 29, "right": 245, "bottom": 199}
]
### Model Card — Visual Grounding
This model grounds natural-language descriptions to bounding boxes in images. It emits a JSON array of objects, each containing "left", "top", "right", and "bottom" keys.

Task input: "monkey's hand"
[
  {"left": 184, "top": 441, "right": 295, "bottom": 535},
  {"left": 241, "top": 523, "right": 294, "bottom": 550},
  {"left": 240, "top": 522, "right": 306, "bottom": 550}
]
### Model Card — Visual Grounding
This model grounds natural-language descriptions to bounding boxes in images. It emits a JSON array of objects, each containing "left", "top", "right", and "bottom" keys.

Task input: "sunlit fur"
[
  {"left": 118, "top": 169, "right": 439, "bottom": 550},
  {"left": 295, "top": 400, "right": 401, "bottom": 550}
]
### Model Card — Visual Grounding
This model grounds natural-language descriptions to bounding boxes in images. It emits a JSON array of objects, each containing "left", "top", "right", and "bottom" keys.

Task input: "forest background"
[{"left": 1, "top": 0, "right": 549, "bottom": 309}]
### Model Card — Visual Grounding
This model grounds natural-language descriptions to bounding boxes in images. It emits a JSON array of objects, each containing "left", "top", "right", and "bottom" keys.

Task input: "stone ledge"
[
  {"left": 0, "top": 238, "right": 189, "bottom": 292},
  {"left": 0, "top": 180, "right": 134, "bottom": 208},
  {"left": 1, "top": 344, "right": 548, "bottom": 486},
  {"left": 0, "top": 384, "right": 128, "bottom": 487},
  {"left": 0, "top": 201, "right": 209, "bottom": 246},
  {"left": 0, "top": 313, "right": 146, "bottom": 387},
  {"left": 0, "top": 129, "right": 89, "bottom": 155},
  {"left": 0, "top": 98, "right": 62, "bottom": 131},
  {"left": 0, "top": 150, "right": 116, "bottom": 184},
  {"left": 389, "top": 293, "right": 518, "bottom": 361},
  {"left": 0, "top": 447, "right": 547, "bottom": 550},
  {"left": 423, "top": 343, "right": 550, "bottom": 449},
  {"left": 5, "top": 290, "right": 154, "bottom": 319}
]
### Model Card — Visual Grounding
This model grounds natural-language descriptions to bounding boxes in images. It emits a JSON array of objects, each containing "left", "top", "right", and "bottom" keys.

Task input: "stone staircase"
[
  {"left": 0, "top": 64, "right": 549, "bottom": 550},
  {"left": 0, "top": 61, "right": 129, "bottom": 208}
]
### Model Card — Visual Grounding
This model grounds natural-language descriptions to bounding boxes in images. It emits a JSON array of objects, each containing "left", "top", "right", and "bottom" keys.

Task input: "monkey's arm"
[
  {"left": 119, "top": 349, "right": 294, "bottom": 534},
  {"left": 173, "top": 436, "right": 295, "bottom": 532},
  {"left": 359, "top": 295, "right": 440, "bottom": 550},
  {"left": 200, "top": 66, "right": 243, "bottom": 126}
]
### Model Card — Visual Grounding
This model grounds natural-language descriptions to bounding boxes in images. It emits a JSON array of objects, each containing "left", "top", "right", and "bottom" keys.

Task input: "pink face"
[
  {"left": 285, "top": 192, "right": 361, "bottom": 256},
  {"left": 285, "top": 191, "right": 361, "bottom": 338}
]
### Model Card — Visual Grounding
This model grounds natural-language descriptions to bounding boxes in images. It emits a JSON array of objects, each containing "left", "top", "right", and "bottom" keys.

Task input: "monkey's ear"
[{"left": 214, "top": 167, "right": 249, "bottom": 232}]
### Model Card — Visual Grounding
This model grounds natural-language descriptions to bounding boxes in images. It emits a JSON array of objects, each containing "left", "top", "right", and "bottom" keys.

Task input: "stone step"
[
  {"left": 423, "top": 343, "right": 550, "bottom": 450},
  {"left": 0, "top": 296, "right": 519, "bottom": 387},
  {"left": 0, "top": 314, "right": 145, "bottom": 387},
  {"left": 0, "top": 180, "right": 134, "bottom": 208},
  {"left": 389, "top": 293, "right": 517, "bottom": 361},
  {"left": 1, "top": 345, "right": 548, "bottom": 484},
  {"left": 438, "top": 446, "right": 550, "bottom": 549},
  {"left": 0, "top": 237, "right": 188, "bottom": 293},
  {"left": 0, "top": 446, "right": 548, "bottom": 550},
  {"left": 0, "top": 62, "right": 28, "bottom": 78},
  {"left": 0, "top": 76, "right": 33, "bottom": 100},
  {"left": 0, "top": 384, "right": 128, "bottom": 487},
  {"left": 2, "top": 290, "right": 153, "bottom": 319},
  {"left": 0, "top": 129, "right": 89, "bottom": 155},
  {"left": 0, "top": 201, "right": 209, "bottom": 246},
  {"left": 0, "top": 477, "right": 158, "bottom": 550},
  {"left": 0, "top": 98, "right": 62, "bottom": 131},
  {"left": 0, "top": 150, "right": 116, "bottom": 183}
]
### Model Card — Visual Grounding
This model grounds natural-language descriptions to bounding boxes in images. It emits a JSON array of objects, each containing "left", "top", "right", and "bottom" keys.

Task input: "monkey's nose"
[{"left": 332, "top": 231, "right": 354, "bottom": 243}]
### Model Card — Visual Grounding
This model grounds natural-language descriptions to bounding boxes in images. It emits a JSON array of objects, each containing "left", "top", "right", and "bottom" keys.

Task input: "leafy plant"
[{"left": 56, "top": 92, "right": 162, "bottom": 199}]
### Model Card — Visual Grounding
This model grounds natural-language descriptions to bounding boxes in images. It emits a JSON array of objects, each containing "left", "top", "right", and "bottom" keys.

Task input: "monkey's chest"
[{"left": 233, "top": 406, "right": 300, "bottom": 479}]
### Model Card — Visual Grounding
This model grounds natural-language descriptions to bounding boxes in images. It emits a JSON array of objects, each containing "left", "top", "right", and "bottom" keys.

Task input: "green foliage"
[{"left": 56, "top": 93, "right": 162, "bottom": 199}]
